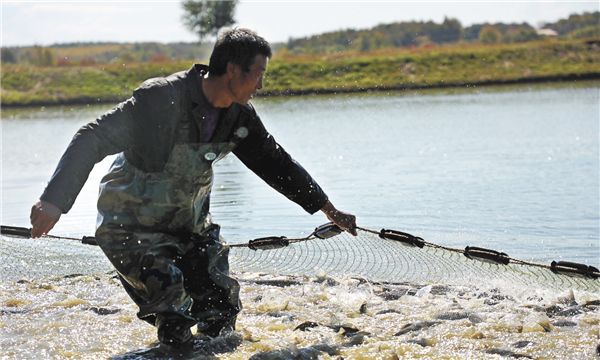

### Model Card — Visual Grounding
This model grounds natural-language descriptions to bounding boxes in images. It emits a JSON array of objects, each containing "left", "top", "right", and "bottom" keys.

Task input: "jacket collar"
[
  {"left": 186, "top": 64, "right": 240, "bottom": 143},
  {"left": 187, "top": 64, "right": 208, "bottom": 107}
]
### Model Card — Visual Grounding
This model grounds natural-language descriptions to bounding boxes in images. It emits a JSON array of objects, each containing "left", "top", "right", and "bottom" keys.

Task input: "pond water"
[
  {"left": 1, "top": 82, "right": 599, "bottom": 359},
  {"left": 2, "top": 82, "right": 598, "bottom": 270}
]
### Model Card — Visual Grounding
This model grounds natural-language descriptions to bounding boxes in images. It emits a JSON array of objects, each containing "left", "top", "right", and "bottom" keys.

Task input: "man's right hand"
[{"left": 30, "top": 200, "right": 62, "bottom": 238}]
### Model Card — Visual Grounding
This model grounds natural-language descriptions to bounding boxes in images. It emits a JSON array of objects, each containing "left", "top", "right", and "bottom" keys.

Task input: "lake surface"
[
  {"left": 1, "top": 82, "right": 599, "bottom": 278},
  {"left": 1, "top": 82, "right": 599, "bottom": 359}
]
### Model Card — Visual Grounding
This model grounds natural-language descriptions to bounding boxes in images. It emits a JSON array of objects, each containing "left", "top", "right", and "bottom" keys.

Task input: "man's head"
[
  {"left": 207, "top": 28, "right": 272, "bottom": 105},
  {"left": 208, "top": 28, "right": 272, "bottom": 76}
]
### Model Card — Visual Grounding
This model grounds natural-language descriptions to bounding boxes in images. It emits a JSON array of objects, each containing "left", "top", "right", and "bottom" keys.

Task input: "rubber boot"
[
  {"left": 199, "top": 316, "right": 237, "bottom": 338},
  {"left": 156, "top": 314, "right": 193, "bottom": 347}
]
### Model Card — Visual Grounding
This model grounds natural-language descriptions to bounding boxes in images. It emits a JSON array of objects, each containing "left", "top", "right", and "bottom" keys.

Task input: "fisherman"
[{"left": 29, "top": 28, "right": 356, "bottom": 348}]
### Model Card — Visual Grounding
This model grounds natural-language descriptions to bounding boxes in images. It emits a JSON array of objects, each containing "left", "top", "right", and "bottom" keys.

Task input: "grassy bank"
[
  {"left": 2, "top": 38, "right": 599, "bottom": 107},
  {"left": 1, "top": 61, "right": 192, "bottom": 107}
]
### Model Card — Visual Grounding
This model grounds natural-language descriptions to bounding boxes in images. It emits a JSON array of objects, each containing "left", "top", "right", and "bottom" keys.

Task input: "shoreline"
[
  {"left": 260, "top": 72, "right": 600, "bottom": 96},
  {"left": 2, "top": 73, "right": 599, "bottom": 109}
]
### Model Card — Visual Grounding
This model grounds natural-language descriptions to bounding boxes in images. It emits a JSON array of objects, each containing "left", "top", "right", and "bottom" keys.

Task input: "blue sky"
[{"left": 1, "top": 1, "right": 598, "bottom": 46}]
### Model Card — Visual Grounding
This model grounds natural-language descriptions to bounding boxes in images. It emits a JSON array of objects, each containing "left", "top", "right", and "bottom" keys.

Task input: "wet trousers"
[{"left": 96, "top": 224, "right": 241, "bottom": 341}]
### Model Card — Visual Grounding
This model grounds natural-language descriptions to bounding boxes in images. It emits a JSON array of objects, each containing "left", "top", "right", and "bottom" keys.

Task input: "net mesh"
[
  {"left": 0, "top": 235, "right": 111, "bottom": 281},
  {"left": 229, "top": 229, "right": 600, "bottom": 292},
  {"left": 1, "top": 228, "right": 598, "bottom": 292}
]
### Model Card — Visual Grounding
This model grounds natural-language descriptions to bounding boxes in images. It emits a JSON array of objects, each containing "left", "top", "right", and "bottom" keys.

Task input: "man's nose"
[{"left": 257, "top": 77, "right": 263, "bottom": 90}]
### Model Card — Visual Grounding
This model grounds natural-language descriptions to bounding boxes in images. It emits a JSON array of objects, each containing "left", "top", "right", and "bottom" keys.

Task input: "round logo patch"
[
  {"left": 204, "top": 152, "right": 217, "bottom": 161},
  {"left": 235, "top": 126, "right": 249, "bottom": 139}
]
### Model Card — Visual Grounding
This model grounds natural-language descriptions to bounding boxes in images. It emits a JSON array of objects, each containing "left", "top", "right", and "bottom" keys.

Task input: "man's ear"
[{"left": 226, "top": 62, "right": 237, "bottom": 78}]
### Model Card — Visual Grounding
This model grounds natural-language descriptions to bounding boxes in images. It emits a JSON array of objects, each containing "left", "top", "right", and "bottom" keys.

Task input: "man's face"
[{"left": 228, "top": 54, "right": 268, "bottom": 104}]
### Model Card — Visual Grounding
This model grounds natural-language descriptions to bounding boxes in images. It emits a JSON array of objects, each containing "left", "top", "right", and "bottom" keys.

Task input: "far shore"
[
  {"left": 2, "top": 74, "right": 599, "bottom": 109},
  {"left": 3, "top": 38, "right": 599, "bottom": 108}
]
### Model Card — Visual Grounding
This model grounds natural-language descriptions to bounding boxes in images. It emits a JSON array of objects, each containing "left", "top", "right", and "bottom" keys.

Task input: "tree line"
[
  {"left": 283, "top": 11, "right": 599, "bottom": 54},
  {"left": 1, "top": 10, "right": 597, "bottom": 66},
  {"left": 1, "top": 42, "right": 213, "bottom": 67}
]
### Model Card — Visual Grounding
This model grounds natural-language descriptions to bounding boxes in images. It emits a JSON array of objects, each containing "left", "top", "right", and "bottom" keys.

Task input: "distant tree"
[
  {"left": 182, "top": 0, "right": 237, "bottom": 42},
  {"left": 543, "top": 11, "right": 600, "bottom": 36},
  {"left": 376, "top": 31, "right": 392, "bottom": 48},
  {"left": 463, "top": 24, "right": 483, "bottom": 41},
  {"left": 479, "top": 26, "right": 502, "bottom": 44},
  {"left": 25, "top": 46, "right": 55, "bottom": 66},
  {"left": 568, "top": 24, "right": 600, "bottom": 39},
  {"left": 358, "top": 35, "right": 371, "bottom": 52},
  {"left": 430, "top": 17, "right": 463, "bottom": 43},
  {"left": 1, "top": 48, "right": 17, "bottom": 63},
  {"left": 504, "top": 28, "right": 539, "bottom": 43}
]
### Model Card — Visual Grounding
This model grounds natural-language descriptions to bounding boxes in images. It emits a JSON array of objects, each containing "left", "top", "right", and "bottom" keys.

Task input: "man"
[{"left": 30, "top": 28, "right": 356, "bottom": 348}]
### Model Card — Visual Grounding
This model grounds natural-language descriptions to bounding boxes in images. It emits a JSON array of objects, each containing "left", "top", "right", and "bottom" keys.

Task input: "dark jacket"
[{"left": 40, "top": 64, "right": 328, "bottom": 215}]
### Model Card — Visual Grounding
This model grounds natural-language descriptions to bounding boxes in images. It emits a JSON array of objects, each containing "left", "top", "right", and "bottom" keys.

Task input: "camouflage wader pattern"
[{"left": 95, "top": 115, "right": 242, "bottom": 339}]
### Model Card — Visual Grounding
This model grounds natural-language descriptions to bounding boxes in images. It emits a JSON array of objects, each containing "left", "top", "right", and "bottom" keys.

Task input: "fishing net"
[
  {"left": 229, "top": 227, "right": 600, "bottom": 292},
  {"left": 1, "top": 225, "right": 598, "bottom": 292},
  {"left": 0, "top": 234, "right": 111, "bottom": 281}
]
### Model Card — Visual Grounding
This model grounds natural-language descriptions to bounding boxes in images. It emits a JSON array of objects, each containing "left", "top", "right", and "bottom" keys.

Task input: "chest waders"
[{"left": 95, "top": 120, "right": 242, "bottom": 343}]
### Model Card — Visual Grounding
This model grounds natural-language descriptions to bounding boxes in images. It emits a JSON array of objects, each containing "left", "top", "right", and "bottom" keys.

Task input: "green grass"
[
  {"left": 1, "top": 61, "right": 191, "bottom": 106},
  {"left": 263, "top": 39, "right": 600, "bottom": 94},
  {"left": 2, "top": 38, "right": 599, "bottom": 107}
]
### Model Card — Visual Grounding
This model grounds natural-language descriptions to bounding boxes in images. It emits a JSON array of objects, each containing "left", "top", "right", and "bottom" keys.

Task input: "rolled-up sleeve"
[
  {"left": 233, "top": 111, "right": 328, "bottom": 214},
  {"left": 40, "top": 97, "right": 137, "bottom": 213}
]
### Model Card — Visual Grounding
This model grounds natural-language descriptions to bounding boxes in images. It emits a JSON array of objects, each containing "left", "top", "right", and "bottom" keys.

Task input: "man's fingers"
[
  {"left": 31, "top": 208, "right": 42, "bottom": 238},
  {"left": 334, "top": 215, "right": 357, "bottom": 236},
  {"left": 323, "top": 207, "right": 357, "bottom": 236},
  {"left": 347, "top": 224, "right": 357, "bottom": 236},
  {"left": 30, "top": 200, "right": 61, "bottom": 238},
  {"left": 31, "top": 223, "right": 44, "bottom": 238},
  {"left": 31, "top": 227, "right": 43, "bottom": 238},
  {"left": 31, "top": 215, "right": 58, "bottom": 238},
  {"left": 31, "top": 219, "right": 50, "bottom": 238},
  {"left": 345, "top": 215, "right": 357, "bottom": 236}
]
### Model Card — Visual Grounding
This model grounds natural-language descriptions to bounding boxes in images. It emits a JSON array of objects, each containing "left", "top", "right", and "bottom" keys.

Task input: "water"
[
  {"left": 1, "top": 82, "right": 599, "bottom": 358},
  {"left": 2, "top": 82, "right": 598, "bottom": 268}
]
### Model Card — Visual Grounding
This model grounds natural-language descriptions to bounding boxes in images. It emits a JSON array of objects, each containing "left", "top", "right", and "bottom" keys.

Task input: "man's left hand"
[{"left": 320, "top": 200, "right": 357, "bottom": 236}]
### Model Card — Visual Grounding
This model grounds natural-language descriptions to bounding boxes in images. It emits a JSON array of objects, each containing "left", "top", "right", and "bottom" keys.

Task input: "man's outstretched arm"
[
  {"left": 234, "top": 110, "right": 357, "bottom": 235},
  {"left": 30, "top": 97, "right": 138, "bottom": 238}
]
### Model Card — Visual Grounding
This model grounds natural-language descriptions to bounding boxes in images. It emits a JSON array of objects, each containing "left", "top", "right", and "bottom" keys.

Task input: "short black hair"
[{"left": 208, "top": 28, "right": 272, "bottom": 76}]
